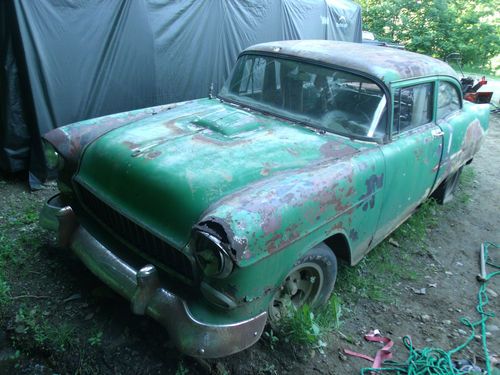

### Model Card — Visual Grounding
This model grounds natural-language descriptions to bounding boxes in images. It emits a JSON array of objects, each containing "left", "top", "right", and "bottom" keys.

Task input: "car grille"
[{"left": 75, "top": 183, "right": 194, "bottom": 280}]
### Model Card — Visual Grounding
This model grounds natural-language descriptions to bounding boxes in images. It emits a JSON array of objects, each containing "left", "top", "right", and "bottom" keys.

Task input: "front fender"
[
  {"left": 196, "top": 150, "right": 385, "bottom": 311},
  {"left": 199, "top": 149, "right": 383, "bottom": 268}
]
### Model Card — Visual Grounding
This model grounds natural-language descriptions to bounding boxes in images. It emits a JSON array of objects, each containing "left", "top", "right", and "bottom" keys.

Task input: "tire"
[
  {"left": 268, "top": 243, "right": 337, "bottom": 322},
  {"left": 432, "top": 166, "right": 463, "bottom": 204}
]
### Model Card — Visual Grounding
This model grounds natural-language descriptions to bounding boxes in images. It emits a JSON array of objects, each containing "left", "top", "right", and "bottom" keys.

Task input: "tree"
[{"left": 357, "top": 0, "right": 500, "bottom": 70}]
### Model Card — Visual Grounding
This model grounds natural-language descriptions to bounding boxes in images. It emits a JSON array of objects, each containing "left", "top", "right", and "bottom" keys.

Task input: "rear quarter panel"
[{"left": 436, "top": 101, "right": 489, "bottom": 185}]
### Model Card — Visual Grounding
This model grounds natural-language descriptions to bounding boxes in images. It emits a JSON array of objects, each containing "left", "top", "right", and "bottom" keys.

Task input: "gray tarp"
[{"left": 0, "top": 0, "right": 362, "bottom": 184}]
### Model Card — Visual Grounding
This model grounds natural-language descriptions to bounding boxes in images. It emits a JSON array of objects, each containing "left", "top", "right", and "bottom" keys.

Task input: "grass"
[
  {"left": 0, "top": 188, "right": 76, "bottom": 356},
  {"left": 334, "top": 166, "right": 475, "bottom": 308},
  {"left": 335, "top": 197, "right": 440, "bottom": 305},
  {"left": 15, "top": 306, "right": 75, "bottom": 351},
  {"left": 0, "top": 195, "right": 47, "bottom": 315},
  {"left": 0, "top": 278, "right": 11, "bottom": 310},
  {"left": 88, "top": 329, "right": 103, "bottom": 347},
  {"left": 15, "top": 306, "right": 76, "bottom": 351},
  {"left": 0, "top": 235, "right": 17, "bottom": 312},
  {"left": 175, "top": 361, "right": 189, "bottom": 375},
  {"left": 395, "top": 199, "right": 438, "bottom": 244},
  {"left": 272, "top": 294, "right": 342, "bottom": 353},
  {"left": 272, "top": 191, "right": 446, "bottom": 350},
  {"left": 255, "top": 363, "right": 278, "bottom": 375}
]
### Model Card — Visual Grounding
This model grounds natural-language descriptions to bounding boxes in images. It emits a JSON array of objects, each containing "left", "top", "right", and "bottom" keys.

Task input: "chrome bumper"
[{"left": 40, "top": 194, "right": 267, "bottom": 358}]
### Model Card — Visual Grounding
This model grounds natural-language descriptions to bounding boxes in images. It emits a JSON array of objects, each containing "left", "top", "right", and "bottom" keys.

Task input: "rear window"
[{"left": 437, "top": 81, "right": 461, "bottom": 120}]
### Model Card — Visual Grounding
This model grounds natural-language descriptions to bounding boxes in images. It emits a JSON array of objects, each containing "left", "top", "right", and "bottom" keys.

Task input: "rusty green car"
[{"left": 40, "top": 40, "right": 489, "bottom": 358}]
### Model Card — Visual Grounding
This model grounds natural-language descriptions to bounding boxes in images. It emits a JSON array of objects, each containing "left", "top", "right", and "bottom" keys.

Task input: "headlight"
[
  {"left": 194, "top": 231, "right": 233, "bottom": 278},
  {"left": 42, "top": 140, "right": 63, "bottom": 170}
]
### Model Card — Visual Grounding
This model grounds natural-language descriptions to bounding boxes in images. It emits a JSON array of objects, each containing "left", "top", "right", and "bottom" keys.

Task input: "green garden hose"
[{"left": 361, "top": 242, "right": 499, "bottom": 375}]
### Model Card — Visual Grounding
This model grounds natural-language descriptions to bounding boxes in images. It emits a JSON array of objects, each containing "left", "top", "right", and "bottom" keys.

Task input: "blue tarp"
[{"left": 0, "top": 0, "right": 362, "bottom": 184}]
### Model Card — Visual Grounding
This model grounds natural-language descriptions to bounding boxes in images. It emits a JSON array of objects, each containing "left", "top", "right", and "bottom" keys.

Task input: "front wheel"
[{"left": 268, "top": 243, "right": 337, "bottom": 322}]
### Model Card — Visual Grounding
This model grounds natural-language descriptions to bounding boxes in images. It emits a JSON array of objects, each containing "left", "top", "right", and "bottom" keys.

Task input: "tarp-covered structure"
[{"left": 0, "top": 0, "right": 362, "bottom": 185}]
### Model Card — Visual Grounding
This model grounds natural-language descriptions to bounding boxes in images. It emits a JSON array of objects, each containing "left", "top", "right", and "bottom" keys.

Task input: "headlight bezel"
[{"left": 194, "top": 230, "right": 234, "bottom": 279}]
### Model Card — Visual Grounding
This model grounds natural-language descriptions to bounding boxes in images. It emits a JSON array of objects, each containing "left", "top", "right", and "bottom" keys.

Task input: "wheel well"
[{"left": 324, "top": 233, "right": 351, "bottom": 264}]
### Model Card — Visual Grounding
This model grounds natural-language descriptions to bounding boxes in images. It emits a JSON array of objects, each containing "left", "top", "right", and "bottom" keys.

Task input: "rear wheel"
[
  {"left": 432, "top": 166, "right": 463, "bottom": 204},
  {"left": 268, "top": 243, "right": 337, "bottom": 322}
]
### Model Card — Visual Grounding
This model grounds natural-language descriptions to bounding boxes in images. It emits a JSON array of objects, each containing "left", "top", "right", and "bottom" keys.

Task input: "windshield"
[{"left": 219, "top": 54, "right": 387, "bottom": 139}]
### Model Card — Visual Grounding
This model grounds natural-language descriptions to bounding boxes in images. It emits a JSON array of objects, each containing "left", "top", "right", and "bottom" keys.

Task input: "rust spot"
[
  {"left": 163, "top": 119, "right": 185, "bottom": 135},
  {"left": 144, "top": 150, "right": 162, "bottom": 159},
  {"left": 266, "top": 223, "right": 300, "bottom": 253},
  {"left": 423, "top": 136, "right": 433, "bottom": 144},
  {"left": 123, "top": 140, "right": 140, "bottom": 150},
  {"left": 265, "top": 233, "right": 282, "bottom": 253},
  {"left": 261, "top": 214, "right": 282, "bottom": 235},
  {"left": 43, "top": 103, "right": 175, "bottom": 163},
  {"left": 319, "top": 141, "right": 357, "bottom": 159},
  {"left": 349, "top": 229, "right": 358, "bottom": 241},
  {"left": 414, "top": 147, "right": 424, "bottom": 161},
  {"left": 462, "top": 120, "right": 484, "bottom": 158},
  {"left": 192, "top": 134, "right": 250, "bottom": 147}
]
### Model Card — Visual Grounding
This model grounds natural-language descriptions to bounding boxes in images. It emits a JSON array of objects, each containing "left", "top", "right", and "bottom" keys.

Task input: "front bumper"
[{"left": 40, "top": 194, "right": 267, "bottom": 358}]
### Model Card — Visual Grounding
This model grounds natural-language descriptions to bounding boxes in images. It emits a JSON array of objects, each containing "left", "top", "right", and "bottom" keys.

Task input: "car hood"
[{"left": 76, "top": 98, "right": 361, "bottom": 249}]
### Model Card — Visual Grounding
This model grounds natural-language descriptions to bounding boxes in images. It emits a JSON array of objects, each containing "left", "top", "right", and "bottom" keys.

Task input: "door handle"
[{"left": 431, "top": 129, "right": 444, "bottom": 138}]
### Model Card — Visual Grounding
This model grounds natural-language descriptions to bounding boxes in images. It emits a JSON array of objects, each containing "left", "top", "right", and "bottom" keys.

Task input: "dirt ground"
[{"left": 0, "top": 114, "right": 499, "bottom": 375}]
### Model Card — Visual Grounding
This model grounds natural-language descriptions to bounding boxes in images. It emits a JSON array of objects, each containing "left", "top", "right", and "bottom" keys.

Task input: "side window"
[
  {"left": 437, "top": 81, "right": 461, "bottom": 120},
  {"left": 393, "top": 83, "right": 433, "bottom": 134}
]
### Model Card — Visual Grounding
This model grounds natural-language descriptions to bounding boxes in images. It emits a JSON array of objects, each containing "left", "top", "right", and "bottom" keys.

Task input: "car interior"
[{"left": 227, "top": 55, "right": 387, "bottom": 139}]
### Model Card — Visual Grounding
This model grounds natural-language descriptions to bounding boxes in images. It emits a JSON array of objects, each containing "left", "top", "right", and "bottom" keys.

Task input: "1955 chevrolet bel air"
[{"left": 39, "top": 40, "right": 489, "bottom": 358}]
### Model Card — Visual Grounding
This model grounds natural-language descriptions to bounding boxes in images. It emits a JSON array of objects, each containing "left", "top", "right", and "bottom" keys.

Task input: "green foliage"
[
  {"left": 337, "top": 199, "right": 438, "bottom": 302},
  {"left": 88, "top": 330, "right": 103, "bottom": 347},
  {"left": 275, "top": 295, "right": 342, "bottom": 352},
  {"left": 279, "top": 301, "right": 327, "bottom": 349},
  {"left": 15, "top": 306, "right": 75, "bottom": 351},
  {"left": 0, "top": 277, "right": 11, "bottom": 310},
  {"left": 357, "top": 0, "right": 500, "bottom": 71},
  {"left": 262, "top": 329, "right": 280, "bottom": 350},
  {"left": 0, "top": 198, "right": 46, "bottom": 314},
  {"left": 175, "top": 360, "right": 189, "bottom": 375},
  {"left": 395, "top": 199, "right": 439, "bottom": 244},
  {"left": 456, "top": 165, "right": 475, "bottom": 204},
  {"left": 316, "top": 294, "right": 342, "bottom": 330},
  {"left": 256, "top": 363, "right": 278, "bottom": 375},
  {"left": 0, "top": 235, "right": 15, "bottom": 312}
]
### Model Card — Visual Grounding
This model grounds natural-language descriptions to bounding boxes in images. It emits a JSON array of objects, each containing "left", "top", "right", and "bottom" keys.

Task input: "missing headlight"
[
  {"left": 42, "top": 140, "right": 64, "bottom": 171},
  {"left": 194, "top": 231, "right": 233, "bottom": 278}
]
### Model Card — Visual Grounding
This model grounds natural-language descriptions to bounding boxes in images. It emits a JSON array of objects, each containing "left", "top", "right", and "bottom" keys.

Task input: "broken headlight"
[
  {"left": 42, "top": 140, "right": 64, "bottom": 171},
  {"left": 194, "top": 231, "right": 233, "bottom": 278}
]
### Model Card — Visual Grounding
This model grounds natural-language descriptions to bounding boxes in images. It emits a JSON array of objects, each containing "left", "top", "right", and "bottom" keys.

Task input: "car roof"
[{"left": 243, "top": 40, "right": 459, "bottom": 85}]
